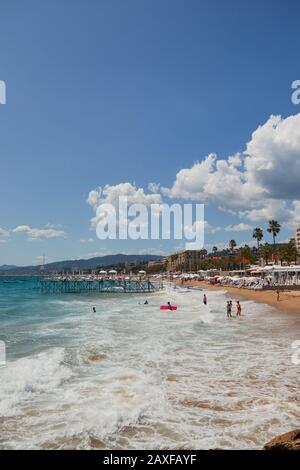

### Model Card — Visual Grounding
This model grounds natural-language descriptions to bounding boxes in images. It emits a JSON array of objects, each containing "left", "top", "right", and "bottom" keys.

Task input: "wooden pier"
[{"left": 40, "top": 277, "right": 162, "bottom": 294}]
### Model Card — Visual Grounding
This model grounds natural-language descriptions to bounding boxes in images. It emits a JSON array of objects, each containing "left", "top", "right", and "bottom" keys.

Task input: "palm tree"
[
  {"left": 267, "top": 220, "right": 281, "bottom": 249},
  {"left": 229, "top": 239, "right": 237, "bottom": 254},
  {"left": 252, "top": 227, "right": 263, "bottom": 250}
]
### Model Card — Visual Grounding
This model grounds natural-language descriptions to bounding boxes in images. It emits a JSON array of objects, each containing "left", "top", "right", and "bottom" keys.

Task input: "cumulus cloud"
[
  {"left": 162, "top": 154, "right": 217, "bottom": 201},
  {"left": 0, "top": 227, "right": 10, "bottom": 237},
  {"left": 224, "top": 223, "right": 253, "bottom": 232},
  {"left": 162, "top": 113, "right": 300, "bottom": 223},
  {"left": 87, "top": 182, "right": 162, "bottom": 227},
  {"left": 12, "top": 225, "right": 66, "bottom": 240},
  {"left": 244, "top": 114, "right": 300, "bottom": 200},
  {"left": 87, "top": 183, "right": 162, "bottom": 209},
  {"left": 86, "top": 113, "right": 300, "bottom": 234}
]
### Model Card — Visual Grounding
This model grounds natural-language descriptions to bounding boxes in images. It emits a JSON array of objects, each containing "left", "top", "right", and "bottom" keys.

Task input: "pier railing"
[{"left": 40, "top": 277, "right": 162, "bottom": 294}]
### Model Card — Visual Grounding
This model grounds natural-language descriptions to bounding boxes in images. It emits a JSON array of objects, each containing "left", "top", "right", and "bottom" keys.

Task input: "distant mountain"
[
  {"left": 0, "top": 254, "right": 163, "bottom": 275},
  {"left": 0, "top": 264, "right": 17, "bottom": 272}
]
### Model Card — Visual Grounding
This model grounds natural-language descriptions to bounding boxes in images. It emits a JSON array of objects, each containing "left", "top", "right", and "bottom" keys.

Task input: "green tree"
[
  {"left": 260, "top": 243, "right": 273, "bottom": 265},
  {"left": 252, "top": 227, "right": 263, "bottom": 250},
  {"left": 276, "top": 242, "right": 298, "bottom": 266},
  {"left": 267, "top": 220, "right": 281, "bottom": 250}
]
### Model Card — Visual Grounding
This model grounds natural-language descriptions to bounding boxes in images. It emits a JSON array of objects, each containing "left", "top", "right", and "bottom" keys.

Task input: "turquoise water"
[{"left": 0, "top": 277, "right": 299, "bottom": 449}]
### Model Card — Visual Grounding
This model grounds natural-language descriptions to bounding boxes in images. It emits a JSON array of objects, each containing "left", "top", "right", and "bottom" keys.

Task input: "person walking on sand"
[
  {"left": 203, "top": 294, "right": 207, "bottom": 305},
  {"left": 236, "top": 300, "right": 241, "bottom": 317},
  {"left": 276, "top": 289, "right": 280, "bottom": 301}
]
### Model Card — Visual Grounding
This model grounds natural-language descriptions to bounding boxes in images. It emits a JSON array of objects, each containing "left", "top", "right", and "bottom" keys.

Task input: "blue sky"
[{"left": 1, "top": 0, "right": 300, "bottom": 265}]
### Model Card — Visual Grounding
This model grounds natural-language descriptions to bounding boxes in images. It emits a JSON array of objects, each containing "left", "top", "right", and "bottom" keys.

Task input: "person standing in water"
[
  {"left": 203, "top": 294, "right": 207, "bottom": 305},
  {"left": 93, "top": 307, "right": 96, "bottom": 313},
  {"left": 236, "top": 301, "right": 241, "bottom": 316},
  {"left": 227, "top": 301, "right": 232, "bottom": 318}
]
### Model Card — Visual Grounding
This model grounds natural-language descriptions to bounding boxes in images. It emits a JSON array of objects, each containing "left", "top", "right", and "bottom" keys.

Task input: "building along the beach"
[{"left": 165, "top": 250, "right": 207, "bottom": 272}]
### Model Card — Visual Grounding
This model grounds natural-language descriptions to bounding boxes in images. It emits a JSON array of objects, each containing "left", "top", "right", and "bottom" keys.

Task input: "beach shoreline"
[{"left": 178, "top": 280, "right": 300, "bottom": 314}]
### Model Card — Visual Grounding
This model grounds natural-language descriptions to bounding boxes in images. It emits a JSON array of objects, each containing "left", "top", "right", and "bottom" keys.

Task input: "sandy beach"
[{"left": 180, "top": 280, "right": 300, "bottom": 314}]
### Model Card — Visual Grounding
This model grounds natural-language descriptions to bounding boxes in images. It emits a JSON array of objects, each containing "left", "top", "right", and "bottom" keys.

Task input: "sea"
[{"left": 0, "top": 276, "right": 299, "bottom": 450}]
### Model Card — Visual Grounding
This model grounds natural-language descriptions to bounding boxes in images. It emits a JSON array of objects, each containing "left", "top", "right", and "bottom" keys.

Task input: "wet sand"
[{"left": 179, "top": 280, "right": 300, "bottom": 313}]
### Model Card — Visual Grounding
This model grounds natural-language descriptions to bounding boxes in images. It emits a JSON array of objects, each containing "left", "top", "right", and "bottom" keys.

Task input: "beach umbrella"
[{"left": 108, "top": 269, "right": 117, "bottom": 274}]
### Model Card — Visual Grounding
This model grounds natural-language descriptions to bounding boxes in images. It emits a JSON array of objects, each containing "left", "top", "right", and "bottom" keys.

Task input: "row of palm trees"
[
  {"left": 205, "top": 219, "right": 298, "bottom": 267},
  {"left": 226, "top": 220, "right": 282, "bottom": 254},
  {"left": 253, "top": 220, "right": 281, "bottom": 250}
]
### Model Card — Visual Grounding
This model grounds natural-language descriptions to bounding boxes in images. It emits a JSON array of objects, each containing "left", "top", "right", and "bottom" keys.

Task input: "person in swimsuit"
[
  {"left": 227, "top": 301, "right": 232, "bottom": 318},
  {"left": 203, "top": 294, "right": 207, "bottom": 305},
  {"left": 236, "top": 301, "right": 241, "bottom": 316}
]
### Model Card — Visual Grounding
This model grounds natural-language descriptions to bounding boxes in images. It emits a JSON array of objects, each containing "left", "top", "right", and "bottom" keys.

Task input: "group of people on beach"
[
  {"left": 92, "top": 294, "right": 242, "bottom": 317},
  {"left": 226, "top": 300, "right": 241, "bottom": 318},
  {"left": 203, "top": 294, "right": 242, "bottom": 318}
]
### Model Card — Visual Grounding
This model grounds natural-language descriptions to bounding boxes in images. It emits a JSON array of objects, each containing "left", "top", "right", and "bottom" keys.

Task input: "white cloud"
[
  {"left": 34, "top": 255, "right": 50, "bottom": 264},
  {"left": 244, "top": 114, "right": 300, "bottom": 200},
  {"left": 148, "top": 182, "right": 161, "bottom": 193},
  {"left": 86, "top": 113, "right": 300, "bottom": 238},
  {"left": 80, "top": 238, "right": 94, "bottom": 243},
  {"left": 87, "top": 183, "right": 162, "bottom": 209},
  {"left": 224, "top": 223, "right": 253, "bottom": 232},
  {"left": 0, "top": 227, "right": 10, "bottom": 237},
  {"left": 162, "top": 153, "right": 217, "bottom": 201},
  {"left": 162, "top": 113, "right": 300, "bottom": 224},
  {"left": 87, "top": 182, "right": 162, "bottom": 227},
  {"left": 12, "top": 225, "right": 66, "bottom": 240}
]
